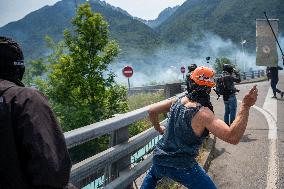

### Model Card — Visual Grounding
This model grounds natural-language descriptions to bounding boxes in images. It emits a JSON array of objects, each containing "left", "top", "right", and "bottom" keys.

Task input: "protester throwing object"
[{"left": 141, "top": 66, "right": 258, "bottom": 189}]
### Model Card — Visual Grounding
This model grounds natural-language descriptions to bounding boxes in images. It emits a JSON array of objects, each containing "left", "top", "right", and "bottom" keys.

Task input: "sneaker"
[{"left": 281, "top": 92, "right": 284, "bottom": 98}]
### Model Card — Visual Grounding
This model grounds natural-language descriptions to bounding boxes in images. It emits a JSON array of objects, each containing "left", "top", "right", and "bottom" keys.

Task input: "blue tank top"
[{"left": 153, "top": 97, "right": 209, "bottom": 168}]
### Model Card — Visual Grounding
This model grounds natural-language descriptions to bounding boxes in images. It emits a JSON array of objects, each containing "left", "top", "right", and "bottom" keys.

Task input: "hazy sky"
[{"left": 0, "top": 0, "right": 186, "bottom": 27}]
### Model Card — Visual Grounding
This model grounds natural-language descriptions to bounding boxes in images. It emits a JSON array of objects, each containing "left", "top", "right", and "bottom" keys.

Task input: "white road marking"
[
  {"left": 239, "top": 87, "right": 278, "bottom": 189},
  {"left": 262, "top": 87, "right": 278, "bottom": 189},
  {"left": 263, "top": 87, "right": 278, "bottom": 122},
  {"left": 252, "top": 104, "right": 278, "bottom": 189},
  {"left": 212, "top": 85, "right": 278, "bottom": 188}
]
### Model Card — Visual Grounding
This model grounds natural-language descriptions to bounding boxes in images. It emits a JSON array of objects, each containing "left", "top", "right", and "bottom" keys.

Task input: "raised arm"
[
  {"left": 193, "top": 85, "right": 258, "bottom": 144},
  {"left": 148, "top": 98, "right": 176, "bottom": 134}
]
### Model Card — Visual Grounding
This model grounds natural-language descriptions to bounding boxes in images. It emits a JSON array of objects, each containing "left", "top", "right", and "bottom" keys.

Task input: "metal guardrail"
[
  {"left": 65, "top": 101, "right": 170, "bottom": 188},
  {"left": 64, "top": 70, "right": 266, "bottom": 188},
  {"left": 238, "top": 70, "right": 266, "bottom": 80},
  {"left": 65, "top": 105, "right": 150, "bottom": 149},
  {"left": 128, "top": 70, "right": 266, "bottom": 95},
  {"left": 215, "top": 70, "right": 266, "bottom": 80}
]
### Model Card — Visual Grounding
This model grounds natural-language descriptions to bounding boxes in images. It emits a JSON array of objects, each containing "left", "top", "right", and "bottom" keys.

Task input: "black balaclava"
[
  {"left": 188, "top": 64, "right": 197, "bottom": 73},
  {"left": 0, "top": 36, "right": 25, "bottom": 87},
  {"left": 223, "top": 64, "right": 234, "bottom": 74},
  {"left": 186, "top": 78, "right": 214, "bottom": 112}
]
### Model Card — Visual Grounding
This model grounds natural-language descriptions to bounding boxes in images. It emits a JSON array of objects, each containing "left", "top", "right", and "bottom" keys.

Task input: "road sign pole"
[
  {"left": 180, "top": 66, "right": 186, "bottom": 80},
  {"left": 127, "top": 78, "right": 130, "bottom": 90},
  {"left": 122, "top": 66, "right": 134, "bottom": 89}
]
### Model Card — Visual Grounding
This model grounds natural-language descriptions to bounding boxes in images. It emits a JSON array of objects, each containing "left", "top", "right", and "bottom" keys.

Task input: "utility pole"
[
  {"left": 241, "top": 37, "right": 246, "bottom": 72},
  {"left": 74, "top": 0, "right": 78, "bottom": 9}
]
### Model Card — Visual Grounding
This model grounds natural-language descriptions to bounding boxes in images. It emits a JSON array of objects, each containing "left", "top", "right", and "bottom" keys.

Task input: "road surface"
[{"left": 208, "top": 72, "right": 284, "bottom": 189}]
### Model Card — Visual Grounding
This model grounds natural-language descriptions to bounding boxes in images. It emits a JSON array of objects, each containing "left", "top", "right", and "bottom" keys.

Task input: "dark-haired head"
[
  {"left": 0, "top": 36, "right": 25, "bottom": 86},
  {"left": 188, "top": 64, "right": 197, "bottom": 73}
]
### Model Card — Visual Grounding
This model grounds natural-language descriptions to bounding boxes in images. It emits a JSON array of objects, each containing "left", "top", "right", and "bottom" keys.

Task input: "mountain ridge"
[
  {"left": 137, "top": 6, "right": 179, "bottom": 28},
  {"left": 0, "top": 0, "right": 161, "bottom": 61},
  {"left": 157, "top": 0, "right": 284, "bottom": 52},
  {"left": 1, "top": 0, "right": 284, "bottom": 64}
]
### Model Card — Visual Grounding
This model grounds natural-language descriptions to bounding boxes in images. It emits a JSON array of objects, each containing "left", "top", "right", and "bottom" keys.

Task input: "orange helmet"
[{"left": 190, "top": 66, "right": 215, "bottom": 87}]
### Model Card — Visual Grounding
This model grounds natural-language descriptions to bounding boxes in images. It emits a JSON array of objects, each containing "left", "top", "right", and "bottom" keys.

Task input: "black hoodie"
[{"left": 0, "top": 79, "right": 72, "bottom": 189}]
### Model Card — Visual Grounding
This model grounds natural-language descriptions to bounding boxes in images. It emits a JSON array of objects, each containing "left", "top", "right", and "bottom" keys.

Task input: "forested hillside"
[
  {"left": 158, "top": 0, "right": 284, "bottom": 52},
  {"left": 1, "top": 0, "right": 284, "bottom": 66},
  {"left": 0, "top": 0, "right": 161, "bottom": 60}
]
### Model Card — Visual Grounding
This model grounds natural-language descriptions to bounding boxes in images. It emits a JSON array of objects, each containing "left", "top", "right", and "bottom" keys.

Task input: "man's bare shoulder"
[{"left": 195, "top": 106, "right": 215, "bottom": 122}]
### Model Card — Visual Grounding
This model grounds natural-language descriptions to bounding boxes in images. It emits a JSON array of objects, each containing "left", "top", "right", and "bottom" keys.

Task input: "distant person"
[
  {"left": 141, "top": 66, "right": 258, "bottom": 189},
  {"left": 0, "top": 36, "right": 73, "bottom": 189},
  {"left": 266, "top": 67, "right": 271, "bottom": 81},
  {"left": 215, "top": 64, "right": 241, "bottom": 125},
  {"left": 267, "top": 66, "right": 284, "bottom": 99},
  {"left": 185, "top": 63, "right": 197, "bottom": 91}
]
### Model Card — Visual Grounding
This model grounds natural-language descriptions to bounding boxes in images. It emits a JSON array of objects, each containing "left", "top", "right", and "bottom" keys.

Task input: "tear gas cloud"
[{"left": 112, "top": 33, "right": 279, "bottom": 87}]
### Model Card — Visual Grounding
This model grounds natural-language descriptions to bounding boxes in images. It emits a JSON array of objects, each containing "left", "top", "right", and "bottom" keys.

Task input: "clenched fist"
[{"left": 242, "top": 85, "right": 258, "bottom": 107}]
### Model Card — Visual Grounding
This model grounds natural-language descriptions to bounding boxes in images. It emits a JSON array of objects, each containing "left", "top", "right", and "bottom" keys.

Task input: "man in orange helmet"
[{"left": 141, "top": 66, "right": 258, "bottom": 189}]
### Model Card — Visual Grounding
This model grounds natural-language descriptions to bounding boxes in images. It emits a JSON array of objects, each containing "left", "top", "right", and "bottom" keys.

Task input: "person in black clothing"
[
  {"left": 266, "top": 67, "right": 271, "bottom": 81},
  {"left": 0, "top": 36, "right": 74, "bottom": 189},
  {"left": 221, "top": 64, "right": 241, "bottom": 125},
  {"left": 185, "top": 63, "right": 197, "bottom": 91},
  {"left": 267, "top": 66, "right": 284, "bottom": 99}
]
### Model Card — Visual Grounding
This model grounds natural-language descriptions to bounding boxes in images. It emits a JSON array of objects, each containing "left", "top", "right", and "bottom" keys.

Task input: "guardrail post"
[
  {"left": 243, "top": 72, "right": 246, "bottom": 80},
  {"left": 261, "top": 70, "right": 265, "bottom": 76},
  {"left": 106, "top": 127, "right": 133, "bottom": 189},
  {"left": 164, "top": 83, "right": 182, "bottom": 98},
  {"left": 251, "top": 71, "right": 255, "bottom": 79}
]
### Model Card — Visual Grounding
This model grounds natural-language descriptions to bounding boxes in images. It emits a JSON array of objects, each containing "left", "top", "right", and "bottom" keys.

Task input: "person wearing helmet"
[
  {"left": 185, "top": 63, "right": 197, "bottom": 91},
  {"left": 141, "top": 66, "right": 258, "bottom": 189},
  {"left": 220, "top": 64, "right": 241, "bottom": 125},
  {"left": 0, "top": 36, "right": 73, "bottom": 189}
]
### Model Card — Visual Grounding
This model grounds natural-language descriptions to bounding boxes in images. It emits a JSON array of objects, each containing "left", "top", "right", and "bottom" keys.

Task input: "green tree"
[
  {"left": 23, "top": 58, "right": 47, "bottom": 87},
  {"left": 39, "top": 3, "right": 128, "bottom": 162},
  {"left": 213, "top": 57, "right": 235, "bottom": 74},
  {"left": 45, "top": 3, "right": 128, "bottom": 132}
]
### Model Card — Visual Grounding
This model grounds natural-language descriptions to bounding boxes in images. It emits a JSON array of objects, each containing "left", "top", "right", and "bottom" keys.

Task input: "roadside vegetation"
[
  {"left": 128, "top": 91, "right": 166, "bottom": 137},
  {"left": 22, "top": 3, "right": 211, "bottom": 188},
  {"left": 22, "top": 2, "right": 166, "bottom": 164}
]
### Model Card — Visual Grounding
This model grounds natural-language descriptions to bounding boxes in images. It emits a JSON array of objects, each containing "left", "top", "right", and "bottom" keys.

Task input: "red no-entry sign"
[
  {"left": 180, "top": 66, "right": 186, "bottom": 73},
  {"left": 122, "top": 66, "right": 134, "bottom": 78}
]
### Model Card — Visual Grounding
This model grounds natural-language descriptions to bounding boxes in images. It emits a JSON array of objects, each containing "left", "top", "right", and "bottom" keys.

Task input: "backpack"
[{"left": 214, "top": 77, "right": 225, "bottom": 97}]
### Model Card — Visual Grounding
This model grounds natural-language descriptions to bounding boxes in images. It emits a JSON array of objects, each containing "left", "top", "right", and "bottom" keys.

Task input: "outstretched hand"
[
  {"left": 242, "top": 85, "right": 258, "bottom": 107},
  {"left": 157, "top": 125, "right": 166, "bottom": 135}
]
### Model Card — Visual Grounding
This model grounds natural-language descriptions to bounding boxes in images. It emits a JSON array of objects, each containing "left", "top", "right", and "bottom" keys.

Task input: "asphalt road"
[{"left": 208, "top": 72, "right": 284, "bottom": 189}]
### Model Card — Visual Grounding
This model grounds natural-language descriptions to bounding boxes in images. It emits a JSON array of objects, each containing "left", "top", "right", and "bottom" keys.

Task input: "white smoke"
[{"left": 112, "top": 33, "right": 266, "bottom": 87}]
